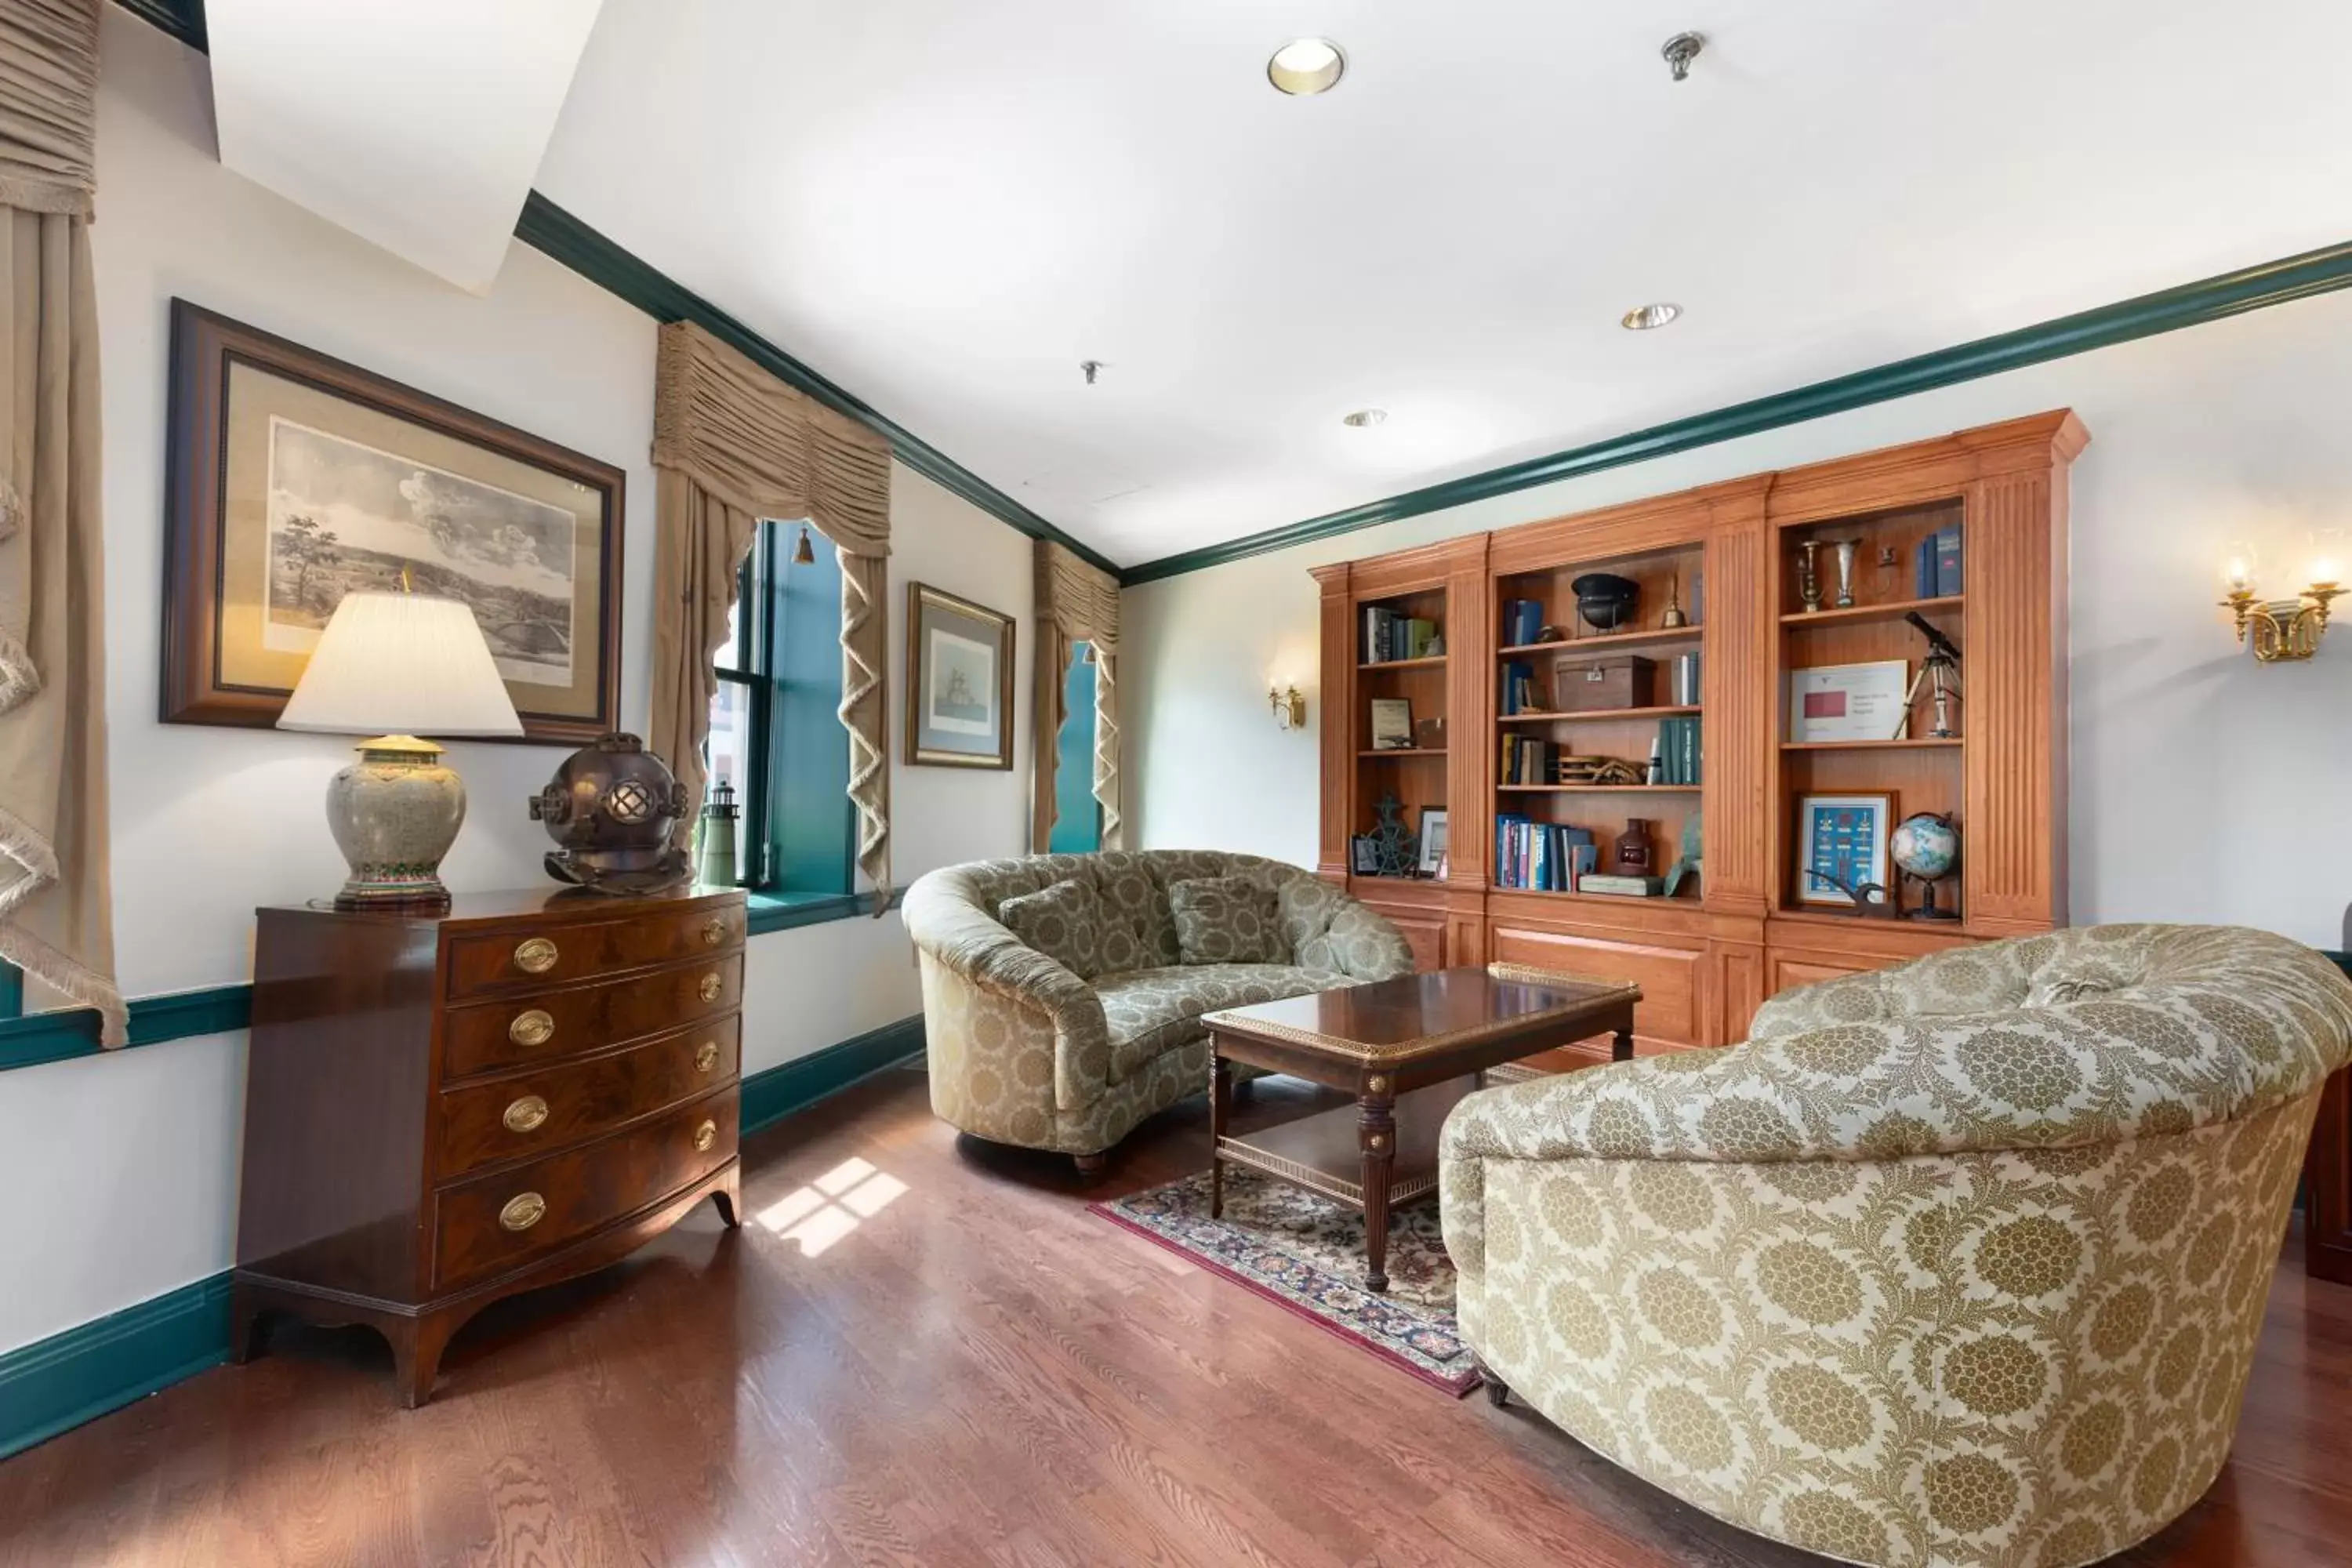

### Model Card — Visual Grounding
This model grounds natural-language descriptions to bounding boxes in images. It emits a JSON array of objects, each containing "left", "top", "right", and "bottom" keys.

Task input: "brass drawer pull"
[
  {"left": 503, "top": 1094, "right": 550, "bottom": 1134},
  {"left": 499, "top": 1192, "right": 546, "bottom": 1232},
  {"left": 698, "top": 971, "right": 723, "bottom": 1003},
  {"left": 513, "top": 937, "right": 559, "bottom": 975},
  {"left": 693, "top": 1119, "right": 719, "bottom": 1153},
  {"left": 509, "top": 1009, "right": 554, "bottom": 1047},
  {"left": 695, "top": 1040, "right": 720, "bottom": 1073},
  {"left": 702, "top": 917, "right": 728, "bottom": 947}
]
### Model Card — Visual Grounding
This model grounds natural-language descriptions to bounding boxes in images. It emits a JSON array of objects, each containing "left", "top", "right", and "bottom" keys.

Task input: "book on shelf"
[
  {"left": 1361, "top": 607, "right": 1439, "bottom": 663},
  {"left": 1579, "top": 873, "right": 1664, "bottom": 898},
  {"left": 1913, "top": 537, "right": 1936, "bottom": 600},
  {"left": 1499, "top": 659, "right": 1539, "bottom": 715},
  {"left": 1504, "top": 597, "right": 1545, "bottom": 648},
  {"left": 1494, "top": 817, "right": 1594, "bottom": 891},
  {"left": 1653, "top": 715, "right": 1702, "bottom": 785},
  {"left": 1933, "top": 524, "right": 1962, "bottom": 597},
  {"left": 1670, "top": 652, "right": 1700, "bottom": 706}
]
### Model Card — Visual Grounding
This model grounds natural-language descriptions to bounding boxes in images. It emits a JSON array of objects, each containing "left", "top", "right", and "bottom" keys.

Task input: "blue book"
[
  {"left": 1935, "top": 525, "right": 1962, "bottom": 597},
  {"left": 1915, "top": 538, "right": 1936, "bottom": 600}
]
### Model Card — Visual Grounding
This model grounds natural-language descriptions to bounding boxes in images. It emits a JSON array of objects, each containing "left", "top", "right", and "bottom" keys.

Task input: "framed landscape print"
[
  {"left": 1797, "top": 792, "right": 1893, "bottom": 906},
  {"left": 906, "top": 583, "right": 1014, "bottom": 768},
  {"left": 161, "top": 299, "right": 625, "bottom": 744}
]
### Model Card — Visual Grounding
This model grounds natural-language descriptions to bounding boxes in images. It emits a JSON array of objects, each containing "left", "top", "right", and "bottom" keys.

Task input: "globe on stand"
[{"left": 1889, "top": 811, "right": 1960, "bottom": 921}]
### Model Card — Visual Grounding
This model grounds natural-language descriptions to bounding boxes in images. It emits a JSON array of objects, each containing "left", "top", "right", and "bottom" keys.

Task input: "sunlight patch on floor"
[{"left": 755, "top": 1156, "right": 909, "bottom": 1256}]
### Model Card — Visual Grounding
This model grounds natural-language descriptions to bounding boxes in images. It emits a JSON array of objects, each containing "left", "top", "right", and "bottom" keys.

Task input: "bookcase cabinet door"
[{"left": 1488, "top": 923, "right": 1702, "bottom": 1051}]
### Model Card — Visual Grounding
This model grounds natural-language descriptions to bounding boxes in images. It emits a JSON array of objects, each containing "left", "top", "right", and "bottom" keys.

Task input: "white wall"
[
  {"left": 0, "top": 12, "right": 1034, "bottom": 1356},
  {"left": 1127, "top": 281, "right": 2352, "bottom": 952}
]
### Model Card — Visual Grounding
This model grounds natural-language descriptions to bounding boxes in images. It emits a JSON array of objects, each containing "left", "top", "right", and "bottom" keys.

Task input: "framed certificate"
[{"left": 1788, "top": 660, "right": 1908, "bottom": 742}]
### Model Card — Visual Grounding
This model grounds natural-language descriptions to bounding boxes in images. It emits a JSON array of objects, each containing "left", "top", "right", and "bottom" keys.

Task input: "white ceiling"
[
  {"left": 208, "top": 0, "right": 604, "bottom": 293},
  {"left": 499, "top": 5, "right": 2352, "bottom": 561}
]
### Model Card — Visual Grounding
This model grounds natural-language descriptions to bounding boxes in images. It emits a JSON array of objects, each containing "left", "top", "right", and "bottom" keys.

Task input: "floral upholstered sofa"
[
  {"left": 905, "top": 850, "right": 1414, "bottom": 1172},
  {"left": 1439, "top": 924, "right": 2352, "bottom": 1568}
]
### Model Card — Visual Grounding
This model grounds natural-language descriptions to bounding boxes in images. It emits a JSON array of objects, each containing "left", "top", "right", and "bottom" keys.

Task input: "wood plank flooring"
[{"left": 4, "top": 1065, "right": 2350, "bottom": 1567}]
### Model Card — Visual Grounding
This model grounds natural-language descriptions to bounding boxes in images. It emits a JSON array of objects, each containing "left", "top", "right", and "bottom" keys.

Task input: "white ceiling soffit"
[
  {"left": 528, "top": 2, "right": 2352, "bottom": 565},
  {"left": 206, "top": 0, "right": 605, "bottom": 294}
]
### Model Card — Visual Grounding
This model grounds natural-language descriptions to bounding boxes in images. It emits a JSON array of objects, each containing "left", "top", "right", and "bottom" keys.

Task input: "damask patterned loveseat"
[
  {"left": 1439, "top": 924, "right": 2352, "bottom": 1568},
  {"left": 906, "top": 850, "right": 1414, "bottom": 1173}
]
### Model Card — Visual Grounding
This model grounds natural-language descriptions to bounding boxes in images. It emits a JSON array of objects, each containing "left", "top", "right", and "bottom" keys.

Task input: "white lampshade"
[{"left": 278, "top": 593, "right": 523, "bottom": 738}]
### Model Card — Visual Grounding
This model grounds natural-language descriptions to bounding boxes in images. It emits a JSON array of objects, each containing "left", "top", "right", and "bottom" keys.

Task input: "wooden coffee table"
[{"left": 1202, "top": 964, "right": 1640, "bottom": 1291}]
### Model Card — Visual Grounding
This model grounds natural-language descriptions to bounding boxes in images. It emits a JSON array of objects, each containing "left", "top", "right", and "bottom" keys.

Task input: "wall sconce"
[
  {"left": 2220, "top": 535, "right": 2343, "bottom": 663},
  {"left": 1269, "top": 684, "right": 1307, "bottom": 729}
]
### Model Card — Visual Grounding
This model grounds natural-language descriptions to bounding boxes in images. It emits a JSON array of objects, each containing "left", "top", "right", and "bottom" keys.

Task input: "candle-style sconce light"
[
  {"left": 1269, "top": 684, "right": 1308, "bottom": 730},
  {"left": 2220, "top": 534, "right": 2343, "bottom": 663}
]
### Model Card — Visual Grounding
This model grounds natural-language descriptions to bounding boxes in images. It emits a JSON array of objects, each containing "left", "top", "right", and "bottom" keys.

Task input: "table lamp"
[{"left": 277, "top": 592, "right": 523, "bottom": 910}]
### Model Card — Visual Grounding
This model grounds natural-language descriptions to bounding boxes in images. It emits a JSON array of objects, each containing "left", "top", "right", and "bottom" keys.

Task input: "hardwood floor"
[{"left": 5, "top": 1065, "right": 2350, "bottom": 1567}]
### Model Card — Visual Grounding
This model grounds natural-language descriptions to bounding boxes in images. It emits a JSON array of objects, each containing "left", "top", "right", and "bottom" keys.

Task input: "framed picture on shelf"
[
  {"left": 1369, "top": 698, "right": 1414, "bottom": 750},
  {"left": 160, "top": 299, "right": 626, "bottom": 743},
  {"left": 1417, "top": 808, "right": 1450, "bottom": 877},
  {"left": 906, "top": 583, "right": 1017, "bottom": 768},
  {"left": 1349, "top": 836, "right": 1382, "bottom": 876},
  {"left": 1797, "top": 793, "right": 1894, "bottom": 906},
  {"left": 1788, "top": 659, "right": 1908, "bottom": 743}
]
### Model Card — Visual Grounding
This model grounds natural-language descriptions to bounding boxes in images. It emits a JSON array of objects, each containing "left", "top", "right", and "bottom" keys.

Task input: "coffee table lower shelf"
[{"left": 1214, "top": 1078, "right": 1479, "bottom": 1216}]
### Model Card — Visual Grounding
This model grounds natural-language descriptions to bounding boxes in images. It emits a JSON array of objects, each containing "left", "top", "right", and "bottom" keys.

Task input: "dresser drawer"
[
  {"left": 432, "top": 1086, "right": 738, "bottom": 1290},
  {"left": 444, "top": 902, "right": 744, "bottom": 1001},
  {"left": 442, "top": 956, "right": 743, "bottom": 1080},
  {"left": 434, "top": 1015, "right": 741, "bottom": 1181}
]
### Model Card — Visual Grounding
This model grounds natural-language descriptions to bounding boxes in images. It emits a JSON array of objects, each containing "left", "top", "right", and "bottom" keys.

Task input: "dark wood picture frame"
[
  {"left": 161, "top": 299, "right": 626, "bottom": 745},
  {"left": 903, "top": 581, "right": 1016, "bottom": 770}
]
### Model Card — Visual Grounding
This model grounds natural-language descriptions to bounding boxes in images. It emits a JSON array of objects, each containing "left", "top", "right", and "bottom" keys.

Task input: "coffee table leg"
[
  {"left": 1209, "top": 1051, "right": 1232, "bottom": 1219},
  {"left": 1359, "top": 1084, "right": 1396, "bottom": 1293},
  {"left": 1612, "top": 1024, "right": 1635, "bottom": 1062}
]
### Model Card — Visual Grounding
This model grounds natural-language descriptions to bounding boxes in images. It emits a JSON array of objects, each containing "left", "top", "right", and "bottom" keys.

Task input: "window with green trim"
[
  {"left": 704, "top": 524, "right": 855, "bottom": 895},
  {"left": 1047, "top": 641, "right": 1102, "bottom": 854}
]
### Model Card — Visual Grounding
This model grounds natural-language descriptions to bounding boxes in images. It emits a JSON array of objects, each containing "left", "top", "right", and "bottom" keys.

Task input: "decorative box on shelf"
[{"left": 228, "top": 885, "right": 748, "bottom": 1407}]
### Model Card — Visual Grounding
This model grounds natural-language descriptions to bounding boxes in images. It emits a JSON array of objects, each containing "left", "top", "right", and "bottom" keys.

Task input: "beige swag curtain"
[
  {"left": 648, "top": 321, "right": 893, "bottom": 906},
  {"left": 0, "top": 0, "right": 122, "bottom": 1043},
  {"left": 1029, "top": 540, "right": 1121, "bottom": 852}
]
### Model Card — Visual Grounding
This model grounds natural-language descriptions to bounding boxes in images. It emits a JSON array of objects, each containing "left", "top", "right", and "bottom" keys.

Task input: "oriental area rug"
[{"left": 1091, "top": 1168, "right": 1479, "bottom": 1396}]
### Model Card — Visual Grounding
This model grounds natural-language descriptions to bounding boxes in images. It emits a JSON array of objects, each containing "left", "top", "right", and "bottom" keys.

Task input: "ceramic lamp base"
[{"left": 325, "top": 734, "right": 466, "bottom": 912}]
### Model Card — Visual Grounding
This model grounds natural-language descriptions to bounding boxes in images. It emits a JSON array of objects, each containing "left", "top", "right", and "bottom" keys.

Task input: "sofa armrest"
[
  {"left": 1325, "top": 902, "right": 1417, "bottom": 982},
  {"left": 903, "top": 874, "right": 1112, "bottom": 1110}
]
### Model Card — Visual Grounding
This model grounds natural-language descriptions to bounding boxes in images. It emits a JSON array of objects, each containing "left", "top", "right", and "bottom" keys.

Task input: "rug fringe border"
[{"left": 1087, "top": 1202, "right": 1481, "bottom": 1399}]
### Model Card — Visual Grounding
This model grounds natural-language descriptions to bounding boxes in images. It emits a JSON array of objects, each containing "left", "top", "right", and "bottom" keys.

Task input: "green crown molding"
[
  {"left": 0, "top": 1017, "right": 924, "bottom": 1458},
  {"left": 1122, "top": 239, "right": 2352, "bottom": 585},
  {"left": 111, "top": 0, "right": 205, "bottom": 51},
  {"left": 513, "top": 194, "right": 1123, "bottom": 579}
]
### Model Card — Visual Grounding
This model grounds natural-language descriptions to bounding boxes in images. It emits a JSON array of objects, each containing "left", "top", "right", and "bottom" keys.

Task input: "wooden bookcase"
[{"left": 1313, "top": 411, "right": 2086, "bottom": 1061}]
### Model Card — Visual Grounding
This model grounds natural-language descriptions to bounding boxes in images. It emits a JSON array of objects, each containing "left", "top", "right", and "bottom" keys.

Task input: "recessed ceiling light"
[
  {"left": 1621, "top": 302, "right": 1682, "bottom": 331},
  {"left": 1342, "top": 408, "right": 1387, "bottom": 427},
  {"left": 1269, "top": 38, "right": 1345, "bottom": 96}
]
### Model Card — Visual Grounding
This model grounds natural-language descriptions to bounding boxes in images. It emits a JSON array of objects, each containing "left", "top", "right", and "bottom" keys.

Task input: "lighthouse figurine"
[{"left": 694, "top": 778, "right": 740, "bottom": 888}]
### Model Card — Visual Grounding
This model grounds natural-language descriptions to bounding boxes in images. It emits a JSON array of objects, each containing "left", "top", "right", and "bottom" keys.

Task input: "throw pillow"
[
  {"left": 997, "top": 878, "right": 1103, "bottom": 979},
  {"left": 1168, "top": 876, "right": 1288, "bottom": 966}
]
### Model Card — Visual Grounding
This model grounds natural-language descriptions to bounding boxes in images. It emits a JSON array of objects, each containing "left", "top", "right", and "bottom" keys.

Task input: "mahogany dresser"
[{"left": 230, "top": 887, "right": 747, "bottom": 1406}]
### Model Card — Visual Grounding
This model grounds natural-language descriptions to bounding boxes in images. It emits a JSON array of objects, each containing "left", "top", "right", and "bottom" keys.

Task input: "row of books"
[
  {"left": 1363, "top": 606, "right": 1440, "bottom": 663},
  {"left": 1653, "top": 716, "right": 1702, "bottom": 785},
  {"left": 1499, "top": 734, "right": 1560, "bottom": 786},
  {"left": 1501, "top": 598, "right": 1547, "bottom": 649},
  {"left": 1495, "top": 817, "right": 1596, "bottom": 891},
  {"left": 1913, "top": 525, "right": 1963, "bottom": 599}
]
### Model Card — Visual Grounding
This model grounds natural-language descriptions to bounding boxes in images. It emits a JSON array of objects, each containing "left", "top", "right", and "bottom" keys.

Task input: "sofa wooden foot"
[
  {"left": 1073, "top": 1151, "right": 1108, "bottom": 1180},
  {"left": 1483, "top": 1373, "right": 1510, "bottom": 1408}
]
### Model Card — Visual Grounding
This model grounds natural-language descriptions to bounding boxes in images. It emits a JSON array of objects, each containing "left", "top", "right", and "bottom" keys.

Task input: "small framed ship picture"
[{"left": 906, "top": 582, "right": 1015, "bottom": 768}]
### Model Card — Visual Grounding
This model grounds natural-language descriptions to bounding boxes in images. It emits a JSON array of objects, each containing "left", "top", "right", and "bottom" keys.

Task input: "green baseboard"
[
  {"left": 0, "top": 1017, "right": 925, "bottom": 1461},
  {"left": 0, "top": 1272, "right": 233, "bottom": 1464}
]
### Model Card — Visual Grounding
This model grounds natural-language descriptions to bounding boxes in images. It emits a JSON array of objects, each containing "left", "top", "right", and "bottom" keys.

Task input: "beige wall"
[
  {"left": 1126, "top": 283, "right": 2352, "bottom": 952},
  {"left": 0, "top": 12, "right": 1035, "bottom": 1355}
]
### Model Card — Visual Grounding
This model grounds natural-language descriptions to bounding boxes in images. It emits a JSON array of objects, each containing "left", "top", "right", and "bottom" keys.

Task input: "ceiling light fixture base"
[{"left": 1662, "top": 32, "right": 1705, "bottom": 82}]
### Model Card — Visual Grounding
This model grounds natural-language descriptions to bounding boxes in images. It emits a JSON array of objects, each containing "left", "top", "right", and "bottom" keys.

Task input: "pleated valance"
[
  {"left": 1030, "top": 540, "right": 1123, "bottom": 852},
  {"left": 0, "top": 0, "right": 122, "bottom": 1043},
  {"left": 0, "top": 0, "right": 99, "bottom": 219},
  {"left": 647, "top": 321, "right": 893, "bottom": 906}
]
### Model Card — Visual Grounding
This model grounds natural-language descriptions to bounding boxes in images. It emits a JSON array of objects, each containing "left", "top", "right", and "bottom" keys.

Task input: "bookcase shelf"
[
  {"left": 1497, "top": 704, "right": 1700, "bottom": 724},
  {"left": 1778, "top": 594, "right": 1962, "bottom": 627},
  {"left": 1317, "top": 409, "right": 2078, "bottom": 1034},
  {"left": 1358, "top": 655, "right": 1449, "bottom": 670},
  {"left": 1358, "top": 748, "right": 1448, "bottom": 758}
]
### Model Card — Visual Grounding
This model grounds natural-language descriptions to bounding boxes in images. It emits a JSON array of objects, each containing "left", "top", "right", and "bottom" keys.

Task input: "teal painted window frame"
[
  {"left": 708, "top": 523, "right": 855, "bottom": 900},
  {"left": 1047, "top": 642, "right": 1102, "bottom": 855}
]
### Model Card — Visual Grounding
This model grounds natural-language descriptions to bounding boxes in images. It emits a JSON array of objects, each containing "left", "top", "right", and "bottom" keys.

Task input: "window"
[
  {"left": 1047, "top": 641, "right": 1102, "bottom": 854},
  {"left": 704, "top": 524, "right": 855, "bottom": 895}
]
